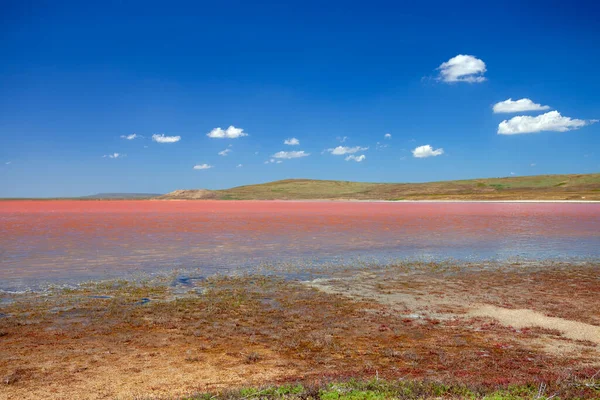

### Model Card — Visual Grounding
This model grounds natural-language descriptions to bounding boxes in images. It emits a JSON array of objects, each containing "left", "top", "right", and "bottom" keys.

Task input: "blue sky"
[{"left": 1, "top": 0, "right": 599, "bottom": 197}]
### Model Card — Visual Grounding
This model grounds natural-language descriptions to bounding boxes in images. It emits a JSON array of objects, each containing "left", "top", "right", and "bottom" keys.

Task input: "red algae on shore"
[{"left": 1, "top": 266, "right": 599, "bottom": 400}]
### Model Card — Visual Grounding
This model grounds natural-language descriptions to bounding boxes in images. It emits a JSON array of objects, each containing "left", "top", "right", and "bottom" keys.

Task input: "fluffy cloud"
[
  {"left": 327, "top": 146, "right": 368, "bottom": 155},
  {"left": 345, "top": 154, "right": 366, "bottom": 162},
  {"left": 5, "top": 161, "right": 12, "bottom": 165},
  {"left": 412, "top": 145, "right": 444, "bottom": 158},
  {"left": 493, "top": 98, "right": 551, "bottom": 113},
  {"left": 272, "top": 150, "right": 310, "bottom": 159},
  {"left": 384, "top": 133, "right": 392, "bottom": 139},
  {"left": 104, "top": 152, "right": 125, "bottom": 159},
  {"left": 438, "top": 54, "right": 486, "bottom": 83},
  {"left": 218, "top": 148, "right": 231, "bottom": 156},
  {"left": 193, "top": 164, "right": 213, "bottom": 170},
  {"left": 284, "top": 137, "right": 300, "bottom": 145},
  {"left": 497, "top": 111, "right": 597, "bottom": 135},
  {"left": 237, "top": 164, "right": 243, "bottom": 168},
  {"left": 120, "top": 133, "right": 139, "bottom": 140},
  {"left": 152, "top": 134, "right": 181, "bottom": 143},
  {"left": 207, "top": 126, "right": 247, "bottom": 139}
]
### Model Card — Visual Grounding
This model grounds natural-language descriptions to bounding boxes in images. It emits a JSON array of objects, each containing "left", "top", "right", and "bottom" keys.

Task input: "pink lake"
[{"left": 1, "top": 200, "right": 599, "bottom": 291}]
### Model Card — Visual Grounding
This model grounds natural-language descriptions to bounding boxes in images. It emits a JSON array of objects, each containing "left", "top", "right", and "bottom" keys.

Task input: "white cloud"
[
  {"left": 337, "top": 136, "right": 348, "bottom": 143},
  {"left": 345, "top": 154, "right": 366, "bottom": 162},
  {"left": 376, "top": 142, "right": 388, "bottom": 150},
  {"left": 327, "top": 146, "right": 368, "bottom": 155},
  {"left": 207, "top": 125, "right": 247, "bottom": 139},
  {"left": 272, "top": 150, "right": 310, "bottom": 159},
  {"left": 493, "top": 98, "right": 551, "bottom": 113},
  {"left": 438, "top": 54, "right": 486, "bottom": 83},
  {"left": 384, "top": 133, "right": 392, "bottom": 139},
  {"left": 193, "top": 164, "right": 213, "bottom": 170},
  {"left": 264, "top": 159, "right": 276, "bottom": 164},
  {"left": 237, "top": 164, "right": 243, "bottom": 168},
  {"left": 530, "top": 163, "right": 536, "bottom": 167},
  {"left": 218, "top": 148, "right": 232, "bottom": 156},
  {"left": 276, "top": 160, "right": 282, "bottom": 164},
  {"left": 497, "top": 111, "right": 596, "bottom": 135},
  {"left": 104, "top": 152, "right": 125, "bottom": 159},
  {"left": 284, "top": 137, "right": 300, "bottom": 145},
  {"left": 412, "top": 145, "right": 444, "bottom": 158},
  {"left": 5, "top": 161, "right": 11, "bottom": 165},
  {"left": 120, "top": 133, "right": 139, "bottom": 140},
  {"left": 152, "top": 134, "right": 181, "bottom": 143}
]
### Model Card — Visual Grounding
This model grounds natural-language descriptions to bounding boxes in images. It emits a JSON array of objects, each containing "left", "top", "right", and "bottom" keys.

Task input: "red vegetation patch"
[{"left": 1, "top": 274, "right": 598, "bottom": 399}]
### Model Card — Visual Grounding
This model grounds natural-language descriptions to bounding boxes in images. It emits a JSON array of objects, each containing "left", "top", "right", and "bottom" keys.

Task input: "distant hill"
[
  {"left": 81, "top": 193, "right": 163, "bottom": 199},
  {"left": 159, "top": 173, "right": 600, "bottom": 201}
]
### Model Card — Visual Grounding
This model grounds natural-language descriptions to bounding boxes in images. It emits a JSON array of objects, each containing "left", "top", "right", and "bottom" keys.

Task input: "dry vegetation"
[
  {"left": 158, "top": 173, "right": 600, "bottom": 201},
  {"left": 1, "top": 263, "right": 599, "bottom": 399}
]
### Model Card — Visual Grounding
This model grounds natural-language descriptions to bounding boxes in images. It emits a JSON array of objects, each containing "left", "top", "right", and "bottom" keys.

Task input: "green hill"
[{"left": 159, "top": 173, "right": 600, "bottom": 201}]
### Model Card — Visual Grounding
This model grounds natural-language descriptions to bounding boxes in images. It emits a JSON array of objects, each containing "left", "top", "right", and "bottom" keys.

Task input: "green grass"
[
  {"left": 180, "top": 378, "right": 600, "bottom": 399},
  {"left": 488, "top": 184, "right": 507, "bottom": 190},
  {"left": 159, "top": 173, "right": 600, "bottom": 200}
]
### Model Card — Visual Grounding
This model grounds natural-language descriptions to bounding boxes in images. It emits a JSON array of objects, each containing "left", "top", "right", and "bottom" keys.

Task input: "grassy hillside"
[{"left": 159, "top": 173, "right": 600, "bottom": 200}]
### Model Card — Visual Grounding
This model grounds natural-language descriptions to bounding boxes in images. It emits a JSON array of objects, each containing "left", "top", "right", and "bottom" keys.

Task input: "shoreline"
[
  {"left": 3, "top": 198, "right": 600, "bottom": 203},
  {"left": 1, "top": 261, "right": 599, "bottom": 399},
  {"left": 2, "top": 258, "right": 599, "bottom": 294}
]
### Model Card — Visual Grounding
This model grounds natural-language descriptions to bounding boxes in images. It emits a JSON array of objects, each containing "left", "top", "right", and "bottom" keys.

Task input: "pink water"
[{"left": 1, "top": 200, "right": 599, "bottom": 290}]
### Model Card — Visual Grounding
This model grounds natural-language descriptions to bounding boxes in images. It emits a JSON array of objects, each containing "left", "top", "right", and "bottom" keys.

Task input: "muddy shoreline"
[{"left": 1, "top": 262, "right": 599, "bottom": 399}]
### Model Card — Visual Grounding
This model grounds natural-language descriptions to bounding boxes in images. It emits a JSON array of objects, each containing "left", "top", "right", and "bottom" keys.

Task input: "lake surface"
[{"left": 1, "top": 200, "right": 599, "bottom": 291}]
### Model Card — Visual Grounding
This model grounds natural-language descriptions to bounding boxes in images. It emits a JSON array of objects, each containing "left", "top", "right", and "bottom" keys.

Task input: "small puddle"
[{"left": 171, "top": 275, "right": 207, "bottom": 287}]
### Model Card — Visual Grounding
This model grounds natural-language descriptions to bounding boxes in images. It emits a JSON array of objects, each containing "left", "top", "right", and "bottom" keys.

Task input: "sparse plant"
[{"left": 244, "top": 351, "right": 262, "bottom": 363}]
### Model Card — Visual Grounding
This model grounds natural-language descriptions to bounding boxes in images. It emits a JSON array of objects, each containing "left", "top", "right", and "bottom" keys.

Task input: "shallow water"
[{"left": 1, "top": 200, "right": 599, "bottom": 291}]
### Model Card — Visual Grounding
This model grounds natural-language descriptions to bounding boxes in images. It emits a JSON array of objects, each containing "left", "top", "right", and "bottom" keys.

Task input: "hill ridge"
[{"left": 159, "top": 173, "right": 600, "bottom": 201}]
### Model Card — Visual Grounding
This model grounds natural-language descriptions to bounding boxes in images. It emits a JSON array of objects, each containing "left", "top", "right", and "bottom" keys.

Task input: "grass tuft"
[{"left": 181, "top": 378, "right": 600, "bottom": 399}]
